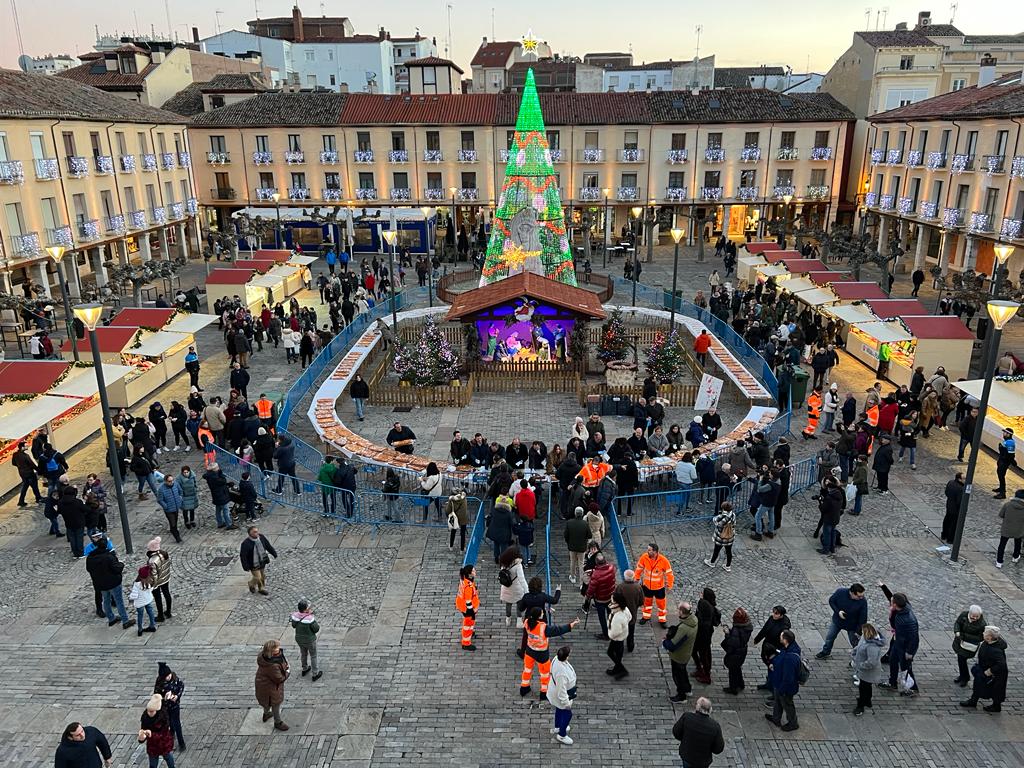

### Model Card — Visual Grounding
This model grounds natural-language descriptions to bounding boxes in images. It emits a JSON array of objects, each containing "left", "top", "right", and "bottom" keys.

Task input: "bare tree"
[{"left": 106, "top": 258, "right": 185, "bottom": 307}]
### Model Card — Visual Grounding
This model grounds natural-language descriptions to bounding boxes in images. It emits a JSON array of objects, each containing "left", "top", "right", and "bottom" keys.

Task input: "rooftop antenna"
[
  {"left": 215, "top": 9, "right": 224, "bottom": 36},
  {"left": 949, "top": 2, "right": 958, "bottom": 23},
  {"left": 491, "top": 7, "right": 495, "bottom": 41},
  {"left": 881, "top": 6, "right": 889, "bottom": 29},
  {"left": 445, "top": 2, "right": 453, "bottom": 57},
  {"left": 694, "top": 24, "right": 703, "bottom": 62},
  {"left": 164, "top": 0, "right": 173, "bottom": 39},
  {"left": 864, "top": 7, "right": 871, "bottom": 29},
  {"left": 9, "top": 0, "right": 25, "bottom": 56}
]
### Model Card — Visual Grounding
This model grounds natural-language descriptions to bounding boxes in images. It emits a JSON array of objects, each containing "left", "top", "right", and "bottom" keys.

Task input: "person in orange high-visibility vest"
[
  {"left": 520, "top": 607, "right": 579, "bottom": 699},
  {"left": 635, "top": 542, "right": 675, "bottom": 626},
  {"left": 802, "top": 387, "right": 823, "bottom": 440},
  {"left": 455, "top": 565, "right": 479, "bottom": 651},
  {"left": 865, "top": 402, "right": 880, "bottom": 455},
  {"left": 577, "top": 457, "right": 611, "bottom": 488},
  {"left": 255, "top": 394, "right": 276, "bottom": 430}
]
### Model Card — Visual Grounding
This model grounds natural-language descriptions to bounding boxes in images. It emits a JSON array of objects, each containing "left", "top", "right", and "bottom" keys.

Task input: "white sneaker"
[
  {"left": 724, "top": 565, "right": 732, "bottom": 573},
  {"left": 516, "top": 617, "right": 524, "bottom": 629},
  {"left": 555, "top": 734, "right": 573, "bottom": 745},
  {"left": 173, "top": 446, "right": 180, "bottom": 452},
  {"left": 184, "top": 446, "right": 191, "bottom": 452},
  {"left": 569, "top": 575, "right": 577, "bottom": 584},
  {"left": 1014, "top": 556, "right": 1021, "bottom": 564},
  {"left": 703, "top": 558, "right": 715, "bottom": 568},
  {"left": 506, "top": 616, "right": 512, "bottom": 626},
  {"left": 996, "top": 561, "right": 1003, "bottom": 569}
]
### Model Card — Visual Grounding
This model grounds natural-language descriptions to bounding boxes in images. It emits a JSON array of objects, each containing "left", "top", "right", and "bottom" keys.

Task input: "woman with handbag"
[
  {"left": 961, "top": 626, "right": 1009, "bottom": 712},
  {"left": 953, "top": 605, "right": 987, "bottom": 686},
  {"left": 419, "top": 462, "right": 443, "bottom": 522}
]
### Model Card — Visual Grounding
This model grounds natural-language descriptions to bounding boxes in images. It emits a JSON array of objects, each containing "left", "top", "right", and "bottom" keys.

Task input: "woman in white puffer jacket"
[{"left": 546, "top": 646, "right": 578, "bottom": 745}]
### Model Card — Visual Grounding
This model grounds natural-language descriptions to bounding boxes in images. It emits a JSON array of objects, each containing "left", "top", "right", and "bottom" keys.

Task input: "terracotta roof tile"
[
  {"left": 58, "top": 59, "right": 154, "bottom": 91},
  {"left": 162, "top": 82, "right": 205, "bottom": 117},
  {"left": 856, "top": 30, "right": 939, "bottom": 48},
  {"left": 872, "top": 76, "right": 1024, "bottom": 121},
  {"left": 340, "top": 92, "right": 496, "bottom": 125},
  {"left": 713, "top": 66, "right": 786, "bottom": 89},
  {"left": 445, "top": 273, "right": 606, "bottom": 321},
  {"left": 404, "top": 56, "right": 464, "bottom": 74},
  {"left": 202, "top": 73, "right": 268, "bottom": 92},
  {"left": 471, "top": 41, "right": 519, "bottom": 67},
  {"left": 919, "top": 23, "right": 963, "bottom": 37},
  {"left": 191, "top": 91, "right": 348, "bottom": 126}
]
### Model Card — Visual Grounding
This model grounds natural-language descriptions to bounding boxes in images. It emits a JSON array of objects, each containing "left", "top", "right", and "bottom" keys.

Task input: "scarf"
[{"left": 252, "top": 535, "right": 268, "bottom": 566}]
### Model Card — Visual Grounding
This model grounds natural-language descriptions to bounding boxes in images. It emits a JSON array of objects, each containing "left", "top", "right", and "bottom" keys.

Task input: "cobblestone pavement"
[{"left": 1, "top": 253, "right": 1024, "bottom": 765}]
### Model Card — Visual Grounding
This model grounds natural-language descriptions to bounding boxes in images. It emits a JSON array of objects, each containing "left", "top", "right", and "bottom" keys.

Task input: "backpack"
[
  {"left": 720, "top": 519, "right": 734, "bottom": 541},
  {"left": 45, "top": 455, "right": 60, "bottom": 473},
  {"left": 797, "top": 657, "right": 811, "bottom": 684},
  {"left": 498, "top": 567, "right": 514, "bottom": 587}
]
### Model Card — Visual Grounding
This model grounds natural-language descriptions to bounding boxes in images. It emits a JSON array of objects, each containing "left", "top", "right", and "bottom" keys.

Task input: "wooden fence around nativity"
[
  {"left": 577, "top": 382, "right": 699, "bottom": 408},
  {"left": 369, "top": 374, "right": 475, "bottom": 408}
]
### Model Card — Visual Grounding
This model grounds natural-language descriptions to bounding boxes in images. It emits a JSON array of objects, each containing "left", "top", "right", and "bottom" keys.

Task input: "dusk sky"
[{"left": 3, "top": 0, "right": 1023, "bottom": 74}]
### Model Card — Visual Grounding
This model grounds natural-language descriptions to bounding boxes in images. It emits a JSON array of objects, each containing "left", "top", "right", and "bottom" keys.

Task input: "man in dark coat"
[
  {"left": 942, "top": 472, "right": 965, "bottom": 543},
  {"left": 54, "top": 722, "right": 113, "bottom": 768},
  {"left": 879, "top": 583, "right": 920, "bottom": 694},
  {"left": 272, "top": 435, "right": 300, "bottom": 494},
  {"left": 672, "top": 697, "right": 725, "bottom": 768},
  {"left": 815, "top": 583, "right": 867, "bottom": 658},
  {"left": 229, "top": 363, "right": 250, "bottom": 399},
  {"left": 450, "top": 430, "right": 472, "bottom": 465},
  {"left": 85, "top": 537, "right": 133, "bottom": 628},
  {"left": 58, "top": 486, "right": 89, "bottom": 558},
  {"left": 766, "top": 630, "right": 802, "bottom": 731},
  {"left": 332, "top": 457, "right": 357, "bottom": 517},
  {"left": 386, "top": 422, "right": 416, "bottom": 455},
  {"left": 239, "top": 525, "right": 278, "bottom": 595},
  {"left": 872, "top": 434, "right": 894, "bottom": 493},
  {"left": 204, "top": 464, "right": 234, "bottom": 529}
]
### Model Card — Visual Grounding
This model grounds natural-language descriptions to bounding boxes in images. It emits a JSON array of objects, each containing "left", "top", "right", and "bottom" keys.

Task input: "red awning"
[
  {"left": 0, "top": 361, "right": 70, "bottom": 394},
  {"left": 108, "top": 307, "right": 176, "bottom": 328},
  {"left": 252, "top": 249, "right": 292, "bottom": 262},
  {"left": 780, "top": 258, "right": 827, "bottom": 272},
  {"left": 61, "top": 326, "right": 138, "bottom": 354},
  {"left": 232, "top": 260, "right": 277, "bottom": 272},
  {"left": 806, "top": 271, "right": 853, "bottom": 286},
  {"left": 763, "top": 250, "right": 803, "bottom": 263},
  {"left": 865, "top": 299, "right": 928, "bottom": 318},
  {"left": 902, "top": 315, "right": 974, "bottom": 340},
  {"left": 743, "top": 242, "right": 781, "bottom": 255},
  {"left": 831, "top": 282, "right": 888, "bottom": 300},
  {"left": 206, "top": 268, "right": 256, "bottom": 285}
]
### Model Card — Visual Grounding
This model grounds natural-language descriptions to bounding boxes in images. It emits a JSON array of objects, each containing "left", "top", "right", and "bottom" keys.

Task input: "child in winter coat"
[
  {"left": 383, "top": 468, "right": 401, "bottom": 521},
  {"left": 178, "top": 466, "right": 198, "bottom": 529},
  {"left": 290, "top": 599, "right": 322, "bottom": 681},
  {"left": 514, "top": 517, "right": 535, "bottom": 565},
  {"left": 851, "top": 622, "right": 885, "bottom": 715},
  {"left": 130, "top": 566, "right": 158, "bottom": 636}
]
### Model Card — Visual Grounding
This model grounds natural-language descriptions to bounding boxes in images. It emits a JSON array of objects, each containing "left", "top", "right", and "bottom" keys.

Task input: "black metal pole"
[
  {"left": 951, "top": 322, "right": 1003, "bottom": 562},
  {"left": 90, "top": 327, "right": 132, "bottom": 554},
  {"left": 57, "top": 261, "right": 79, "bottom": 362},
  {"left": 603, "top": 196, "right": 609, "bottom": 270},
  {"left": 388, "top": 241, "right": 399, "bottom": 332},
  {"left": 669, "top": 240, "right": 680, "bottom": 329}
]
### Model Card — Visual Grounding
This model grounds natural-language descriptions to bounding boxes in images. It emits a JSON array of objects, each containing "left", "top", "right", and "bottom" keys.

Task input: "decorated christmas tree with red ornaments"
[{"left": 480, "top": 67, "right": 576, "bottom": 287}]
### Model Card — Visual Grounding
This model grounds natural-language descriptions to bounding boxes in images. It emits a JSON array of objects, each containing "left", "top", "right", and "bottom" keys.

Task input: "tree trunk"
[
  {"left": 133, "top": 284, "right": 143, "bottom": 307},
  {"left": 696, "top": 219, "right": 706, "bottom": 263}
]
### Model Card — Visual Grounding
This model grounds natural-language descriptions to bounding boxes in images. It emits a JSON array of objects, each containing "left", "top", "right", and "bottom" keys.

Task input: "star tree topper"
[{"left": 521, "top": 29, "right": 539, "bottom": 58}]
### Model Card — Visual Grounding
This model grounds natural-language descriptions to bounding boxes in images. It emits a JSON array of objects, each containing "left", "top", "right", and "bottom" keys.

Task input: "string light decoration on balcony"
[{"left": 480, "top": 68, "right": 575, "bottom": 287}]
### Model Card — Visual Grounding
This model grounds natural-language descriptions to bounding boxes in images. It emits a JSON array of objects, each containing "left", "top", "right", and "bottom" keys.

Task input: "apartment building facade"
[
  {"left": 864, "top": 73, "right": 1024, "bottom": 279},
  {"left": 0, "top": 70, "right": 197, "bottom": 297},
  {"left": 188, "top": 88, "right": 852, "bottom": 248}
]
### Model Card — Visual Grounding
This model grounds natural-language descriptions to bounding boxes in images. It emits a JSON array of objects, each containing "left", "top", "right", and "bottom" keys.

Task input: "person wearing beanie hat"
[
  {"left": 822, "top": 381, "right": 841, "bottom": 433},
  {"left": 139, "top": 691, "right": 176, "bottom": 766},
  {"left": 154, "top": 662, "right": 186, "bottom": 751},
  {"left": 129, "top": 566, "right": 158, "bottom": 636},
  {"left": 290, "top": 599, "right": 323, "bottom": 681},
  {"left": 146, "top": 538, "right": 173, "bottom": 623}
]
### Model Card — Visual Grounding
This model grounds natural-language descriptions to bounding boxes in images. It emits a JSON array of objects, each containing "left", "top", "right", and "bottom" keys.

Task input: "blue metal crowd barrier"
[
  {"left": 462, "top": 498, "right": 488, "bottom": 567},
  {"left": 606, "top": 504, "right": 633, "bottom": 576}
]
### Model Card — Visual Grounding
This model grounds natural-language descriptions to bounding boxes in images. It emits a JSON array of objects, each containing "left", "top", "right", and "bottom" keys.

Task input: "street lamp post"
[
  {"left": 781, "top": 193, "right": 793, "bottom": 249},
  {"left": 271, "top": 191, "right": 282, "bottom": 249},
  {"left": 950, "top": 298, "right": 1021, "bottom": 562},
  {"left": 630, "top": 205, "right": 642, "bottom": 306},
  {"left": 421, "top": 206, "right": 434, "bottom": 308},
  {"left": 645, "top": 198, "right": 656, "bottom": 264},
  {"left": 74, "top": 303, "right": 133, "bottom": 554},
  {"left": 669, "top": 227, "right": 686, "bottom": 328},
  {"left": 45, "top": 245, "right": 79, "bottom": 362},
  {"left": 381, "top": 230, "right": 400, "bottom": 334},
  {"left": 449, "top": 187, "right": 457, "bottom": 263},
  {"left": 992, "top": 243, "right": 1015, "bottom": 296},
  {"left": 602, "top": 188, "right": 611, "bottom": 269}
]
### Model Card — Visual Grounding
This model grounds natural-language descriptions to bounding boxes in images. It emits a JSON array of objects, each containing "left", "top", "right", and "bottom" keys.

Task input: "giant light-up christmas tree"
[{"left": 480, "top": 67, "right": 577, "bottom": 287}]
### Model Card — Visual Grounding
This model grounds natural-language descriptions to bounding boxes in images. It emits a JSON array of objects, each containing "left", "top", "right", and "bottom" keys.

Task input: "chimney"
[
  {"left": 979, "top": 53, "right": 997, "bottom": 87},
  {"left": 482, "top": 36, "right": 488, "bottom": 43},
  {"left": 917, "top": 10, "right": 932, "bottom": 28},
  {"left": 292, "top": 5, "right": 304, "bottom": 43},
  {"left": 192, "top": 26, "right": 200, "bottom": 44}
]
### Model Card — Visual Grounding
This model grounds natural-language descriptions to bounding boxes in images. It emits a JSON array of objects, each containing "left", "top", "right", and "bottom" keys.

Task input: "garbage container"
[
  {"left": 789, "top": 365, "right": 810, "bottom": 409},
  {"left": 586, "top": 394, "right": 601, "bottom": 416}
]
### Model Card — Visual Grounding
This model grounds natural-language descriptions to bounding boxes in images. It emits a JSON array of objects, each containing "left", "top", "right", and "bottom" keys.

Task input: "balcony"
[
  {"left": 127, "top": 210, "right": 146, "bottom": 229},
  {"left": 879, "top": 194, "right": 895, "bottom": 211},
  {"left": 777, "top": 147, "right": 799, "bottom": 161},
  {"left": 186, "top": 198, "right": 198, "bottom": 215},
  {"left": 160, "top": 153, "right": 176, "bottom": 171},
  {"left": 968, "top": 211, "right": 993, "bottom": 233},
  {"left": 284, "top": 150, "right": 305, "bottom": 164},
  {"left": 423, "top": 149, "right": 443, "bottom": 163},
  {"left": 810, "top": 146, "right": 833, "bottom": 161},
  {"left": 498, "top": 148, "right": 512, "bottom": 163},
  {"left": 390, "top": 187, "right": 412, "bottom": 201},
  {"left": 579, "top": 148, "right": 604, "bottom": 163},
  {"left": 319, "top": 150, "right": 339, "bottom": 164},
  {"left": 740, "top": 146, "right": 761, "bottom": 163},
  {"left": 918, "top": 200, "right": 938, "bottom": 219},
  {"left": 355, "top": 187, "right": 378, "bottom": 200},
  {"left": 896, "top": 196, "right": 913, "bottom": 215},
  {"left": 578, "top": 187, "right": 602, "bottom": 202},
  {"left": 288, "top": 187, "right": 310, "bottom": 201},
  {"left": 458, "top": 149, "right": 478, "bottom": 163},
  {"left": 45, "top": 226, "right": 73, "bottom": 248},
  {"left": 942, "top": 207, "right": 964, "bottom": 228},
  {"left": 736, "top": 186, "right": 759, "bottom": 201},
  {"left": 254, "top": 188, "right": 277, "bottom": 201},
  {"left": 0, "top": 160, "right": 24, "bottom": 184},
  {"left": 870, "top": 149, "right": 884, "bottom": 165},
  {"left": 926, "top": 151, "right": 946, "bottom": 170},
  {"left": 119, "top": 154, "right": 136, "bottom": 173},
  {"left": 906, "top": 149, "right": 923, "bottom": 167},
  {"left": 806, "top": 185, "right": 831, "bottom": 201},
  {"left": 665, "top": 187, "right": 687, "bottom": 202},
  {"left": 1001, "top": 217, "right": 1023, "bottom": 240},
  {"left": 151, "top": 207, "right": 167, "bottom": 226},
  {"left": 773, "top": 185, "right": 796, "bottom": 200},
  {"left": 619, "top": 148, "right": 645, "bottom": 163},
  {"left": 1012, "top": 156, "right": 1024, "bottom": 178},
  {"left": 423, "top": 188, "right": 446, "bottom": 202},
  {"left": 865, "top": 191, "right": 879, "bottom": 207},
  {"left": 549, "top": 148, "right": 564, "bottom": 163},
  {"left": 886, "top": 149, "right": 903, "bottom": 165},
  {"left": 94, "top": 155, "right": 114, "bottom": 175},
  {"left": 34, "top": 158, "right": 59, "bottom": 180},
  {"left": 322, "top": 188, "right": 342, "bottom": 202},
  {"left": 666, "top": 149, "right": 689, "bottom": 164},
  {"left": 704, "top": 147, "right": 725, "bottom": 163},
  {"left": 699, "top": 186, "right": 723, "bottom": 202},
  {"left": 78, "top": 219, "right": 100, "bottom": 241},
  {"left": 252, "top": 151, "right": 273, "bottom": 165},
  {"left": 617, "top": 186, "right": 640, "bottom": 201},
  {"left": 388, "top": 149, "right": 409, "bottom": 163},
  {"left": 353, "top": 150, "right": 374, "bottom": 163},
  {"left": 951, "top": 153, "right": 974, "bottom": 174},
  {"left": 983, "top": 154, "right": 1005, "bottom": 174},
  {"left": 105, "top": 214, "right": 126, "bottom": 234},
  {"left": 458, "top": 188, "right": 479, "bottom": 202},
  {"left": 66, "top": 156, "right": 89, "bottom": 178},
  {"left": 11, "top": 232, "right": 41, "bottom": 257},
  {"left": 169, "top": 201, "right": 185, "bottom": 219},
  {"left": 210, "top": 187, "right": 236, "bottom": 201},
  {"left": 178, "top": 151, "right": 190, "bottom": 168},
  {"left": 142, "top": 153, "right": 159, "bottom": 171}
]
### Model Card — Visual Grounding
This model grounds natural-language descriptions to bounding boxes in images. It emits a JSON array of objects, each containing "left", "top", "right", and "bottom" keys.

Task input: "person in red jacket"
[
  {"left": 514, "top": 479, "right": 536, "bottom": 521},
  {"left": 877, "top": 396, "right": 899, "bottom": 436},
  {"left": 587, "top": 553, "right": 617, "bottom": 640},
  {"left": 693, "top": 330, "right": 712, "bottom": 368}
]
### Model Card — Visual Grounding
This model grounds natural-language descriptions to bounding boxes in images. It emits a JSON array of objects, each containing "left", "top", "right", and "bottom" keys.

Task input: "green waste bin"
[{"left": 789, "top": 366, "right": 810, "bottom": 409}]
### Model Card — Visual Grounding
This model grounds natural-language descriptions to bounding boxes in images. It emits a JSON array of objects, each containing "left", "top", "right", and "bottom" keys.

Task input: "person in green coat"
[
  {"left": 317, "top": 457, "right": 338, "bottom": 517},
  {"left": 290, "top": 599, "right": 322, "bottom": 681},
  {"left": 953, "top": 604, "right": 986, "bottom": 686},
  {"left": 663, "top": 602, "right": 699, "bottom": 703}
]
